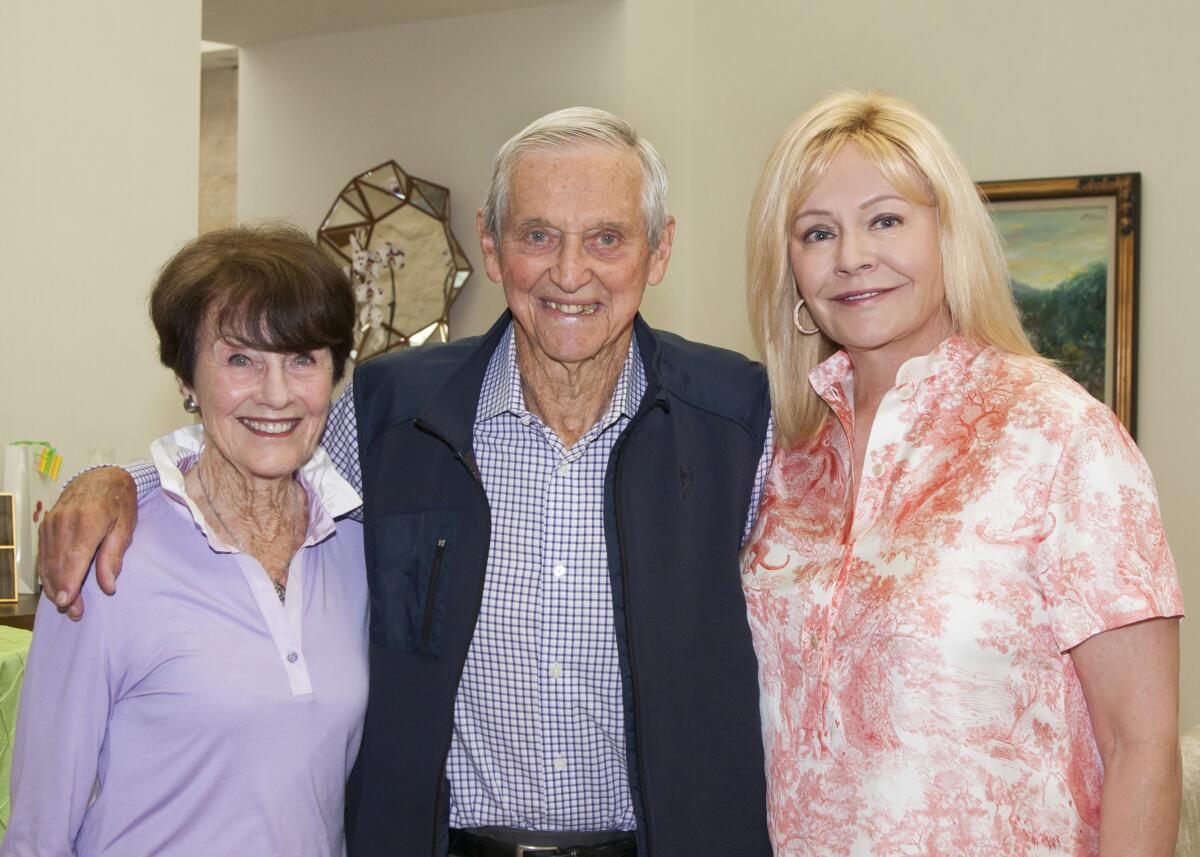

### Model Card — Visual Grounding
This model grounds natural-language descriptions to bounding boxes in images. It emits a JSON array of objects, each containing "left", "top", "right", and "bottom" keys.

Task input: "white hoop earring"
[{"left": 792, "top": 299, "right": 819, "bottom": 336}]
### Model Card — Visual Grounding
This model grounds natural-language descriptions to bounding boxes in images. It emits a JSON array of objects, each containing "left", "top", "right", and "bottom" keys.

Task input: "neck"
[
  {"left": 186, "top": 445, "right": 303, "bottom": 557},
  {"left": 848, "top": 318, "right": 955, "bottom": 416},
  {"left": 515, "top": 327, "right": 633, "bottom": 448},
  {"left": 197, "top": 447, "right": 294, "bottom": 522}
]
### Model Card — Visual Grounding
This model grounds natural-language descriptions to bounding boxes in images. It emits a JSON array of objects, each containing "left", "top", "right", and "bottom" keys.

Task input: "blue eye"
[
  {"left": 872, "top": 215, "right": 901, "bottom": 229},
  {"left": 804, "top": 228, "right": 834, "bottom": 243},
  {"left": 528, "top": 230, "right": 548, "bottom": 243},
  {"left": 293, "top": 353, "right": 315, "bottom": 366},
  {"left": 590, "top": 231, "right": 622, "bottom": 251},
  {"left": 229, "top": 353, "right": 251, "bottom": 367}
]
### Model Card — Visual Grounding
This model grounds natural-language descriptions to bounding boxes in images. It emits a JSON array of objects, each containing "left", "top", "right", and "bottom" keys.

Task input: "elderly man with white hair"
[{"left": 40, "top": 108, "right": 774, "bottom": 857}]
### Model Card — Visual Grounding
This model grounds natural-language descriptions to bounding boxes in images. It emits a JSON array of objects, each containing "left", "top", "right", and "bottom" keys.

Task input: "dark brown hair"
[{"left": 150, "top": 224, "right": 356, "bottom": 385}]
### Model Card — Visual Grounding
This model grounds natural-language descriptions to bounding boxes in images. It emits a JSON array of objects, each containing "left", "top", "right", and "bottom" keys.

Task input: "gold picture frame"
[{"left": 979, "top": 173, "right": 1140, "bottom": 436}]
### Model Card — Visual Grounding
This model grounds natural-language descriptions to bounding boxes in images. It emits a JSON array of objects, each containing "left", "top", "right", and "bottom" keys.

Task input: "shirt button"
[
  {"left": 556, "top": 462, "right": 571, "bottom": 476},
  {"left": 286, "top": 651, "right": 299, "bottom": 664},
  {"left": 549, "top": 662, "right": 563, "bottom": 679},
  {"left": 553, "top": 756, "right": 568, "bottom": 771},
  {"left": 552, "top": 563, "right": 567, "bottom": 578},
  {"left": 870, "top": 461, "right": 884, "bottom": 478},
  {"left": 519, "top": 415, "right": 532, "bottom": 427}
]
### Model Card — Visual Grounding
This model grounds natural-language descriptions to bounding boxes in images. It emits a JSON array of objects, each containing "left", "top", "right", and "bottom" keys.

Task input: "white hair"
[{"left": 481, "top": 106, "right": 670, "bottom": 246}]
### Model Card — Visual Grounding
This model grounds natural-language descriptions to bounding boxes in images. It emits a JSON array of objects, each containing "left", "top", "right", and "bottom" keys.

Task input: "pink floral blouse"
[{"left": 741, "top": 336, "right": 1183, "bottom": 856}]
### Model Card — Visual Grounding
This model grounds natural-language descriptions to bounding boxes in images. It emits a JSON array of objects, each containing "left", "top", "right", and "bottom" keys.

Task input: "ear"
[
  {"left": 476, "top": 209, "right": 504, "bottom": 284},
  {"left": 176, "top": 376, "right": 201, "bottom": 416},
  {"left": 645, "top": 215, "right": 676, "bottom": 287}
]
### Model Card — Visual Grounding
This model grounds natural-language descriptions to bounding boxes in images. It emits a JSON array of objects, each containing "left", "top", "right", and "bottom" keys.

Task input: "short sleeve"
[
  {"left": 1036, "top": 406, "right": 1183, "bottom": 653},
  {"left": 322, "top": 384, "right": 363, "bottom": 522},
  {"left": 742, "top": 413, "right": 775, "bottom": 546}
]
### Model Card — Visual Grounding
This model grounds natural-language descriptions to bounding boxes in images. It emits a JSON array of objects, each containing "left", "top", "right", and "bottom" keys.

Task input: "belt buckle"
[{"left": 515, "top": 847, "right": 561, "bottom": 857}]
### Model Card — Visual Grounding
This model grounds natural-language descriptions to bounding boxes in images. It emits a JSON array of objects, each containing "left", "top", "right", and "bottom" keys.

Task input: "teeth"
[
  {"left": 843, "top": 291, "right": 883, "bottom": 302},
  {"left": 242, "top": 419, "right": 298, "bottom": 434},
  {"left": 546, "top": 300, "right": 598, "bottom": 315}
]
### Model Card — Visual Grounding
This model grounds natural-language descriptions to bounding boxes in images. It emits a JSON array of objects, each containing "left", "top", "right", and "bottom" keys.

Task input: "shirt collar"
[
  {"left": 151, "top": 424, "right": 362, "bottom": 553},
  {"left": 808, "top": 334, "right": 978, "bottom": 408},
  {"left": 476, "top": 321, "right": 646, "bottom": 426}
]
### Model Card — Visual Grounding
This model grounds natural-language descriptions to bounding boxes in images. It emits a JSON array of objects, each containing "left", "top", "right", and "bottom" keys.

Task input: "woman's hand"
[
  {"left": 36, "top": 466, "right": 137, "bottom": 620},
  {"left": 1071, "top": 616, "right": 1181, "bottom": 856}
]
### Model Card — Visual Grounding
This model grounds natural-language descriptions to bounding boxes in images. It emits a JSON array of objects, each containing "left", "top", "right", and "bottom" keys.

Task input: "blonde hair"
[{"left": 746, "top": 90, "right": 1037, "bottom": 447}]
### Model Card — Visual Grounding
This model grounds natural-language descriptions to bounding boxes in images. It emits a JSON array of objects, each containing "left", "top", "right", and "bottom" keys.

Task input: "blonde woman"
[{"left": 742, "top": 91, "right": 1183, "bottom": 856}]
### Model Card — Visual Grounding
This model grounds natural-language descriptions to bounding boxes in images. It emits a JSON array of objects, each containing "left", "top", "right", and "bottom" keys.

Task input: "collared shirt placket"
[{"left": 446, "top": 329, "right": 642, "bottom": 830}]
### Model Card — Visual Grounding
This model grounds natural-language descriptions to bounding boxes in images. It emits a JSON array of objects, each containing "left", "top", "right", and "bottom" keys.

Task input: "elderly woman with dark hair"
[{"left": 2, "top": 225, "right": 367, "bottom": 856}]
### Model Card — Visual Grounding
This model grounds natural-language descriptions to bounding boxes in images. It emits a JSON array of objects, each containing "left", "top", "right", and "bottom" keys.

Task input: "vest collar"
[{"left": 415, "top": 312, "right": 670, "bottom": 453}]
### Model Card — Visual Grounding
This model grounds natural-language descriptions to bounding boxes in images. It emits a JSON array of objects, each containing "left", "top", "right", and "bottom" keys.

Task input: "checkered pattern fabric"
[
  {"left": 125, "top": 323, "right": 772, "bottom": 831},
  {"left": 444, "top": 328, "right": 643, "bottom": 830}
]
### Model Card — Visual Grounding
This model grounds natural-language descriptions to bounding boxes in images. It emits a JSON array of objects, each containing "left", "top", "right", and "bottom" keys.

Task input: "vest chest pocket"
[{"left": 368, "top": 509, "right": 459, "bottom": 657}]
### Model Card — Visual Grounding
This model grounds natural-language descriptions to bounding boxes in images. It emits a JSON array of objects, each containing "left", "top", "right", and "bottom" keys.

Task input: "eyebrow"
[
  {"left": 794, "top": 194, "right": 911, "bottom": 220},
  {"left": 509, "top": 218, "right": 634, "bottom": 234},
  {"left": 510, "top": 217, "right": 556, "bottom": 232}
]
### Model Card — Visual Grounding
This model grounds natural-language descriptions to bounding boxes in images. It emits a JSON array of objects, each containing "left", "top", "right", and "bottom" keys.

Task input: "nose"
[
  {"left": 835, "top": 230, "right": 875, "bottom": 276},
  {"left": 258, "top": 358, "right": 293, "bottom": 409},
  {"left": 550, "top": 234, "right": 593, "bottom": 293}
]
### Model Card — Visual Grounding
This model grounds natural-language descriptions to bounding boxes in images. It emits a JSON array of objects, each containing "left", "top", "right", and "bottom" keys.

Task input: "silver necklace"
[{"left": 196, "top": 463, "right": 299, "bottom": 603}]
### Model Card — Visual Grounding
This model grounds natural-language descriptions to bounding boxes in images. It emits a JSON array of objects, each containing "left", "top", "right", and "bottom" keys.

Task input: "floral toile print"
[{"left": 742, "top": 336, "right": 1183, "bottom": 856}]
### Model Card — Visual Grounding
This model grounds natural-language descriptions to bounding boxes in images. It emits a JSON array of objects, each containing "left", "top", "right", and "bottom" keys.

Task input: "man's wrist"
[{"left": 62, "top": 462, "right": 128, "bottom": 492}]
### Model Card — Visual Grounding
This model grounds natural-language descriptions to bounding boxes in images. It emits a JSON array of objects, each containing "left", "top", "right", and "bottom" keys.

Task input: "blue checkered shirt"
[{"left": 128, "top": 323, "right": 772, "bottom": 831}]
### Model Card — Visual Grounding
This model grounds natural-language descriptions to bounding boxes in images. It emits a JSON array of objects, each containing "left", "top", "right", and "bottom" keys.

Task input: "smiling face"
[
  {"left": 478, "top": 144, "right": 674, "bottom": 373},
  {"left": 181, "top": 319, "right": 334, "bottom": 491},
  {"left": 789, "top": 141, "right": 952, "bottom": 370}
]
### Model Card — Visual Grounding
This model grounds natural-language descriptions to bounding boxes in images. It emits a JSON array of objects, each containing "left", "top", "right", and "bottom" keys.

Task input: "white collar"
[{"left": 150, "top": 424, "right": 361, "bottom": 553}]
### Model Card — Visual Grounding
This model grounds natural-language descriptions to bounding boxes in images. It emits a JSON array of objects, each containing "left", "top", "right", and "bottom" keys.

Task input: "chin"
[
  {"left": 538, "top": 335, "right": 609, "bottom": 365},
  {"left": 245, "top": 453, "right": 308, "bottom": 478}
]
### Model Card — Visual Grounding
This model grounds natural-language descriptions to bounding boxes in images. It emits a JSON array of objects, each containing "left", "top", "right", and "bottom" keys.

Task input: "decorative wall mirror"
[{"left": 317, "top": 161, "right": 473, "bottom": 363}]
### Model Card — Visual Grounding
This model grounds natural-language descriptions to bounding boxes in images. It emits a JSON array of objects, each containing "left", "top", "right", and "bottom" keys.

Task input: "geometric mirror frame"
[{"left": 317, "top": 160, "right": 473, "bottom": 363}]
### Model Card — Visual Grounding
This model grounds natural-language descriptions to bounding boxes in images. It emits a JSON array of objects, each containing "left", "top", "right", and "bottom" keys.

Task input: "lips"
[
  {"left": 238, "top": 417, "right": 300, "bottom": 437},
  {"left": 543, "top": 299, "right": 599, "bottom": 316},
  {"left": 832, "top": 285, "right": 901, "bottom": 303}
]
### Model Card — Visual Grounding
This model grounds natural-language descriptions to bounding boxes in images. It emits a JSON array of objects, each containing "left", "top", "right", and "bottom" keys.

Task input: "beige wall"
[
  {"left": 0, "top": 0, "right": 202, "bottom": 473},
  {"left": 236, "top": 0, "right": 624, "bottom": 337},
  {"left": 236, "top": 0, "right": 1197, "bottom": 726},
  {"left": 200, "top": 67, "right": 239, "bottom": 234}
]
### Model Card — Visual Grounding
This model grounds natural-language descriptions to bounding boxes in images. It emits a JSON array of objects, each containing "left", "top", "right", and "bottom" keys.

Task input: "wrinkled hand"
[{"left": 36, "top": 467, "right": 137, "bottom": 620}]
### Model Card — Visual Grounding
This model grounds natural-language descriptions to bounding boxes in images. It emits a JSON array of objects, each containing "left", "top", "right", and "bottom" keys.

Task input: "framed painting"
[{"left": 978, "top": 173, "right": 1140, "bottom": 436}]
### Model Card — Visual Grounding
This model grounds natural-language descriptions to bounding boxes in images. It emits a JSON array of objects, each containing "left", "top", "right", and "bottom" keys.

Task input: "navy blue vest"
[{"left": 347, "top": 313, "right": 772, "bottom": 857}]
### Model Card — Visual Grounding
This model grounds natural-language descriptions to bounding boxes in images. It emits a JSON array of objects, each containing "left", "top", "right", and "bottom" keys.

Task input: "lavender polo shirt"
[{"left": 2, "top": 426, "right": 368, "bottom": 857}]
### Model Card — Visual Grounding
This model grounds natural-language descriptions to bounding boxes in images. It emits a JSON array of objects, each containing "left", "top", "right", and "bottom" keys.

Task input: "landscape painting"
[
  {"left": 991, "top": 199, "right": 1113, "bottom": 401},
  {"left": 978, "top": 174, "right": 1140, "bottom": 435}
]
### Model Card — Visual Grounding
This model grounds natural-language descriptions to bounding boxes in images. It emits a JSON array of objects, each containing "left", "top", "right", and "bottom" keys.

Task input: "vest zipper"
[
  {"left": 413, "top": 420, "right": 490, "bottom": 857},
  {"left": 420, "top": 538, "right": 448, "bottom": 650}
]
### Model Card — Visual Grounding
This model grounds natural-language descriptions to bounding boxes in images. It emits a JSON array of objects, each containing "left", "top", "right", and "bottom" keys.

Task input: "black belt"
[{"left": 449, "top": 828, "right": 637, "bottom": 857}]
